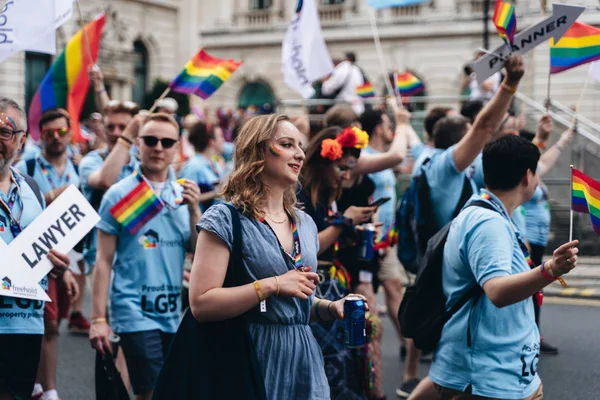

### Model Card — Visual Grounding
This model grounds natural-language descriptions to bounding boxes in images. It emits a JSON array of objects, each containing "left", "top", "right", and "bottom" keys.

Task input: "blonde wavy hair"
[{"left": 222, "top": 114, "right": 298, "bottom": 220}]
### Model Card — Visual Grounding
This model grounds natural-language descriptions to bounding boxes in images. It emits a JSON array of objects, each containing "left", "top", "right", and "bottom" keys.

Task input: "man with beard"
[
  {"left": 15, "top": 108, "right": 80, "bottom": 400},
  {"left": 0, "top": 98, "right": 74, "bottom": 400}
]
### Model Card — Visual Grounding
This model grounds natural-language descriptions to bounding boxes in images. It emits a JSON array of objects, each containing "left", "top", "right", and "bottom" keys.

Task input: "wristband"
[
  {"left": 554, "top": 143, "right": 565, "bottom": 153},
  {"left": 545, "top": 260, "right": 568, "bottom": 288},
  {"left": 540, "top": 262, "right": 557, "bottom": 282},
  {"left": 91, "top": 318, "right": 107, "bottom": 325},
  {"left": 327, "top": 301, "right": 337, "bottom": 320},
  {"left": 274, "top": 275, "right": 280, "bottom": 297},
  {"left": 253, "top": 280, "right": 265, "bottom": 302},
  {"left": 327, "top": 213, "right": 354, "bottom": 228},
  {"left": 117, "top": 137, "right": 132, "bottom": 149},
  {"left": 119, "top": 135, "right": 134, "bottom": 145},
  {"left": 533, "top": 138, "right": 546, "bottom": 150},
  {"left": 500, "top": 83, "right": 517, "bottom": 94},
  {"left": 315, "top": 299, "right": 323, "bottom": 321}
]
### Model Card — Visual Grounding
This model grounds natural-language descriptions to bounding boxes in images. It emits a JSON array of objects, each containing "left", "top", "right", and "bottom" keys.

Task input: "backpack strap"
[
  {"left": 452, "top": 176, "right": 474, "bottom": 219},
  {"left": 17, "top": 171, "right": 44, "bottom": 208},
  {"left": 26, "top": 158, "right": 36, "bottom": 178}
]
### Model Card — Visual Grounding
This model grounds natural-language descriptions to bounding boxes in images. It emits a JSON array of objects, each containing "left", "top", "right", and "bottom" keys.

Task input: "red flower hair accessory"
[{"left": 320, "top": 138, "right": 343, "bottom": 161}]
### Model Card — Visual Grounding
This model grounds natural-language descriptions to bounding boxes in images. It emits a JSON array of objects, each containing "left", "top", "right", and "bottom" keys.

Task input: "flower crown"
[{"left": 320, "top": 127, "right": 369, "bottom": 161}]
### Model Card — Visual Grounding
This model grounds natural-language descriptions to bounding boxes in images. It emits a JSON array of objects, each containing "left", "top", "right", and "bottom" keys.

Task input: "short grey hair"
[{"left": 0, "top": 98, "right": 27, "bottom": 132}]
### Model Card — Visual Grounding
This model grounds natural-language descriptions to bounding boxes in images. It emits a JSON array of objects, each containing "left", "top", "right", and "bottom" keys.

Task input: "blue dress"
[{"left": 197, "top": 204, "right": 330, "bottom": 400}]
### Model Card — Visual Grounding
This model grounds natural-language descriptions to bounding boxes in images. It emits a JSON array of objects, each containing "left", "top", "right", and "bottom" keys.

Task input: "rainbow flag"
[
  {"left": 396, "top": 72, "right": 424, "bottom": 96},
  {"left": 110, "top": 175, "right": 164, "bottom": 235},
  {"left": 572, "top": 167, "right": 600, "bottom": 235},
  {"left": 356, "top": 82, "right": 375, "bottom": 98},
  {"left": 550, "top": 22, "right": 600, "bottom": 74},
  {"left": 28, "top": 13, "right": 106, "bottom": 142},
  {"left": 169, "top": 49, "right": 242, "bottom": 99},
  {"left": 492, "top": 0, "right": 517, "bottom": 46}
]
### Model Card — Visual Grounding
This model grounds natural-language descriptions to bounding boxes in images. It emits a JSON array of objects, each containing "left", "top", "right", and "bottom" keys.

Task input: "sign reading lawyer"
[
  {"left": 473, "top": 3, "right": 584, "bottom": 83},
  {"left": 0, "top": 185, "right": 100, "bottom": 301}
]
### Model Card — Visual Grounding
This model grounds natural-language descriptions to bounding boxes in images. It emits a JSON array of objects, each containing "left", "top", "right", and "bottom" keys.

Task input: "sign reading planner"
[
  {"left": 0, "top": 185, "right": 100, "bottom": 301},
  {"left": 473, "top": 3, "right": 585, "bottom": 83}
]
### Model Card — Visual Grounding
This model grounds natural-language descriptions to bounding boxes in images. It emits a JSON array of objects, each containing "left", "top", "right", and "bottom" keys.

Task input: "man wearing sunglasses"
[
  {"left": 14, "top": 108, "right": 81, "bottom": 400},
  {"left": 90, "top": 113, "right": 201, "bottom": 400},
  {"left": 0, "top": 98, "right": 73, "bottom": 400}
]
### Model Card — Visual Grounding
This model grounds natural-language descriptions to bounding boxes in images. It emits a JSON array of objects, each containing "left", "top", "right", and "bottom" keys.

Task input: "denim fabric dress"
[{"left": 197, "top": 204, "right": 330, "bottom": 400}]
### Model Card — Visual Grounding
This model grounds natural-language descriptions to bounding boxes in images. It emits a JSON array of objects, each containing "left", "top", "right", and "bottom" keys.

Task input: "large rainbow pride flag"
[
  {"left": 169, "top": 49, "right": 242, "bottom": 99},
  {"left": 550, "top": 21, "right": 600, "bottom": 74},
  {"left": 572, "top": 167, "right": 600, "bottom": 235},
  {"left": 356, "top": 82, "right": 375, "bottom": 98},
  {"left": 28, "top": 14, "right": 106, "bottom": 142},
  {"left": 492, "top": 0, "right": 517, "bottom": 46},
  {"left": 396, "top": 72, "right": 424, "bottom": 97}
]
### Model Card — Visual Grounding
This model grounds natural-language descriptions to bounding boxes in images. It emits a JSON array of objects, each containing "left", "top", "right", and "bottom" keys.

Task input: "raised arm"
[
  {"left": 538, "top": 129, "right": 575, "bottom": 178},
  {"left": 453, "top": 56, "right": 525, "bottom": 172},
  {"left": 89, "top": 65, "right": 111, "bottom": 115}
]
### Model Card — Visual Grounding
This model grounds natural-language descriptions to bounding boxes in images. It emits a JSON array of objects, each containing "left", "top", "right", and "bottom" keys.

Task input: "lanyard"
[
  {"left": 481, "top": 193, "right": 534, "bottom": 268},
  {"left": 259, "top": 216, "right": 304, "bottom": 270},
  {"left": 0, "top": 172, "right": 24, "bottom": 237},
  {"left": 37, "top": 158, "right": 70, "bottom": 190}
]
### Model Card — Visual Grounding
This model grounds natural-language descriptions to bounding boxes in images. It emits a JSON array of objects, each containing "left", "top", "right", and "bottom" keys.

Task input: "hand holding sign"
[{"left": 0, "top": 185, "right": 100, "bottom": 301}]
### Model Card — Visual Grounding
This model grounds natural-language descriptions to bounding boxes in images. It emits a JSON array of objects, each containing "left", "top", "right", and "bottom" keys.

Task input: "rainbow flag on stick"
[
  {"left": 169, "top": 49, "right": 242, "bottom": 99},
  {"left": 492, "top": 0, "right": 517, "bottom": 46},
  {"left": 110, "top": 175, "right": 164, "bottom": 235},
  {"left": 28, "top": 13, "right": 106, "bottom": 142},
  {"left": 356, "top": 82, "right": 375, "bottom": 98},
  {"left": 396, "top": 72, "right": 424, "bottom": 96},
  {"left": 571, "top": 167, "right": 600, "bottom": 235},
  {"left": 550, "top": 22, "right": 600, "bottom": 74}
]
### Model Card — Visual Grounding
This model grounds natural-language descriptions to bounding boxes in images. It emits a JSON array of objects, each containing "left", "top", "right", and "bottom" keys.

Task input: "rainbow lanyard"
[
  {"left": 0, "top": 172, "right": 24, "bottom": 236},
  {"left": 481, "top": 192, "right": 534, "bottom": 268},
  {"left": 37, "top": 158, "right": 70, "bottom": 190},
  {"left": 259, "top": 215, "right": 304, "bottom": 270}
]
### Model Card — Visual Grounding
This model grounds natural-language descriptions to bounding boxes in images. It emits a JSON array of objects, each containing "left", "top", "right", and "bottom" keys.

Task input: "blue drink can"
[
  {"left": 344, "top": 296, "right": 366, "bottom": 348},
  {"left": 359, "top": 223, "right": 376, "bottom": 261}
]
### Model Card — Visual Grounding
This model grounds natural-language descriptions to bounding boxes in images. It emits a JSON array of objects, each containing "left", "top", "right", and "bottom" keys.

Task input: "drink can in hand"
[{"left": 344, "top": 296, "right": 366, "bottom": 348}]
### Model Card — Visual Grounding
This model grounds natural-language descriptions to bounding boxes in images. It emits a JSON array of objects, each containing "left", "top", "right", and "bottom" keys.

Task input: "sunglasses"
[
  {"left": 107, "top": 123, "right": 127, "bottom": 132},
  {"left": 42, "top": 127, "right": 69, "bottom": 138},
  {"left": 140, "top": 136, "right": 178, "bottom": 149}
]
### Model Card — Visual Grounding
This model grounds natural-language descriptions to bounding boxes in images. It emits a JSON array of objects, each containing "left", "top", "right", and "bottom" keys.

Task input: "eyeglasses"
[
  {"left": 107, "top": 123, "right": 127, "bottom": 132},
  {"left": 42, "top": 127, "right": 69, "bottom": 138},
  {"left": 140, "top": 136, "right": 178, "bottom": 149},
  {"left": 0, "top": 128, "right": 24, "bottom": 141}
]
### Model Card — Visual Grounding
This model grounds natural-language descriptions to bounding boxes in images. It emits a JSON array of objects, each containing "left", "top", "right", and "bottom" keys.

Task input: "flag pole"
[
  {"left": 148, "top": 87, "right": 172, "bottom": 113},
  {"left": 541, "top": 1, "right": 552, "bottom": 111},
  {"left": 569, "top": 164, "right": 574, "bottom": 242},
  {"left": 75, "top": 0, "right": 94, "bottom": 65},
  {"left": 368, "top": 8, "right": 397, "bottom": 104}
]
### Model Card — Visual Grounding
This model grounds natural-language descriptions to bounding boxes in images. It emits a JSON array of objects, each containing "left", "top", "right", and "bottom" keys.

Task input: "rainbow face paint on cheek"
[
  {"left": 268, "top": 143, "right": 283, "bottom": 157},
  {"left": 5, "top": 117, "right": 16, "bottom": 130}
]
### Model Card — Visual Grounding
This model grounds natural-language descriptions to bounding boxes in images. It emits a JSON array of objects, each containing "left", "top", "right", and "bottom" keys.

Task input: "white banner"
[
  {"left": 0, "top": 185, "right": 100, "bottom": 301},
  {"left": 0, "top": 0, "right": 55, "bottom": 63},
  {"left": 27, "top": 0, "right": 74, "bottom": 54},
  {"left": 282, "top": 0, "right": 334, "bottom": 99}
]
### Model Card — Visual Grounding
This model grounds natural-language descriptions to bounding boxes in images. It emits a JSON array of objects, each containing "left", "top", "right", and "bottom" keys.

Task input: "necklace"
[{"left": 265, "top": 213, "right": 288, "bottom": 224}]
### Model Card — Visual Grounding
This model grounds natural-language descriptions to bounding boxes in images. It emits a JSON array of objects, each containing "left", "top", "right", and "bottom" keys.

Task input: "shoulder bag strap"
[
  {"left": 224, "top": 204, "right": 245, "bottom": 286},
  {"left": 18, "top": 171, "right": 44, "bottom": 208}
]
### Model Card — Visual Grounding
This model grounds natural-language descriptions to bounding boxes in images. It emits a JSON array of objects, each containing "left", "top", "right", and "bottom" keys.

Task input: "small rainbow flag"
[
  {"left": 169, "top": 49, "right": 242, "bottom": 99},
  {"left": 396, "top": 72, "right": 424, "bottom": 97},
  {"left": 572, "top": 167, "right": 600, "bottom": 235},
  {"left": 109, "top": 175, "right": 164, "bottom": 235},
  {"left": 492, "top": 0, "right": 517, "bottom": 46},
  {"left": 28, "top": 13, "right": 106, "bottom": 142},
  {"left": 356, "top": 82, "right": 375, "bottom": 98},
  {"left": 550, "top": 22, "right": 600, "bottom": 75}
]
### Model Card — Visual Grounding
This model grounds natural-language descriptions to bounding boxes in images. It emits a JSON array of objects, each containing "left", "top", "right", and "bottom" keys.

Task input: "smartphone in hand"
[{"left": 369, "top": 197, "right": 391, "bottom": 208}]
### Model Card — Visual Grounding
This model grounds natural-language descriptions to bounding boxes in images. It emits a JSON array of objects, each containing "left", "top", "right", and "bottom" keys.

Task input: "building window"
[
  {"left": 25, "top": 52, "right": 51, "bottom": 111},
  {"left": 238, "top": 81, "right": 275, "bottom": 113},
  {"left": 322, "top": 0, "right": 345, "bottom": 4},
  {"left": 251, "top": 0, "right": 271, "bottom": 9},
  {"left": 132, "top": 40, "right": 148, "bottom": 106}
]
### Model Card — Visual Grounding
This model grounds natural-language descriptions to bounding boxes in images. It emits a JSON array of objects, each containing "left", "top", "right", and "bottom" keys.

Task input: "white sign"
[
  {"left": 473, "top": 3, "right": 584, "bottom": 84},
  {"left": 0, "top": 0, "right": 55, "bottom": 63},
  {"left": 0, "top": 185, "right": 100, "bottom": 301},
  {"left": 282, "top": 0, "right": 334, "bottom": 99},
  {"left": 28, "top": 0, "right": 74, "bottom": 55},
  {"left": 368, "top": 0, "right": 429, "bottom": 9}
]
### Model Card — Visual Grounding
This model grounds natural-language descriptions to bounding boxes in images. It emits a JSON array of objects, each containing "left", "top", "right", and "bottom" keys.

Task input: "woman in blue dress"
[{"left": 188, "top": 114, "right": 366, "bottom": 399}]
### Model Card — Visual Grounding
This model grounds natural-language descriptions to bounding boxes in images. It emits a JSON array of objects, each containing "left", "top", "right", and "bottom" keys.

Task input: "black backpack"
[
  {"left": 398, "top": 200, "right": 496, "bottom": 352},
  {"left": 396, "top": 158, "right": 473, "bottom": 274}
]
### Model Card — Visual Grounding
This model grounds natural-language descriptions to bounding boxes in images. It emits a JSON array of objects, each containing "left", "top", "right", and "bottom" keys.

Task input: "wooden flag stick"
[
  {"left": 570, "top": 75, "right": 590, "bottom": 128},
  {"left": 368, "top": 8, "right": 398, "bottom": 104},
  {"left": 148, "top": 87, "right": 172, "bottom": 113},
  {"left": 75, "top": 0, "right": 94, "bottom": 65}
]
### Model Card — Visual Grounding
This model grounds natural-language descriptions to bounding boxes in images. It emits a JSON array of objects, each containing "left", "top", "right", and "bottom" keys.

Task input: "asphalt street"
[{"left": 55, "top": 297, "right": 600, "bottom": 399}]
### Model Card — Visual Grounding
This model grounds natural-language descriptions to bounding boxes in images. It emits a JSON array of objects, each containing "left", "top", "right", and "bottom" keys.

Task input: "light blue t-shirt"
[
  {"left": 0, "top": 168, "right": 47, "bottom": 334},
  {"left": 430, "top": 190, "right": 541, "bottom": 399},
  {"left": 79, "top": 149, "right": 138, "bottom": 267},
  {"left": 411, "top": 145, "right": 441, "bottom": 177},
  {"left": 223, "top": 142, "right": 235, "bottom": 162},
  {"left": 15, "top": 155, "right": 80, "bottom": 195},
  {"left": 512, "top": 206, "right": 527, "bottom": 243},
  {"left": 97, "top": 169, "right": 191, "bottom": 334},
  {"left": 424, "top": 145, "right": 477, "bottom": 228},
  {"left": 522, "top": 185, "right": 550, "bottom": 247},
  {"left": 180, "top": 153, "right": 225, "bottom": 211},
  {"left": 363, "top": 146, "right": 396, "bottom": 237},
  {"left": 471, "top": 153, "right": 484, "bottom": 190}
]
